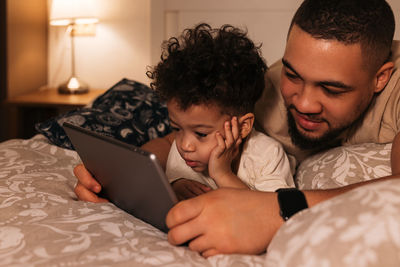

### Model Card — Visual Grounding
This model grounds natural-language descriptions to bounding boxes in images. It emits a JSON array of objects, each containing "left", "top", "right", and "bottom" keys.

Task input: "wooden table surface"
[{"left": 7, "top": 88, "right": 107, "bottom": 107}]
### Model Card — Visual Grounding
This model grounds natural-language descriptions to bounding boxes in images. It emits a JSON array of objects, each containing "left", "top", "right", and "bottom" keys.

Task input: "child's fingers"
[
  {"left": 231, "top": 116, "right": 240, "bottom": 141},
  {"left": 191, "top": 180, "right": 212, "bottom": 192},
  {"left": 231, "top": 116, "right": 243, "bottom": 149},
  {"left": 188, "top": 182, "right": 212, "bottom": 195},
  {"left": 172, "top": 179, "right": 207, "bottom": 200},
  {"left": 223, "top": 120, "right": 234, "bottom": 148},
  {"left": 213, "top": 132, "right": 226, "bottom": 157}
]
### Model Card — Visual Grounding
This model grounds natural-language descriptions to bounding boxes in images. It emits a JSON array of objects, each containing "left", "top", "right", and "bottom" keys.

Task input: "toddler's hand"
[
  {"left": 171, "top": 178, "right": 212, "bottom": 201},
  {"left": 208, "top": 117, "right": 242, "bottom": 186},
  {"left": 74, "top": 164, "right": 109, "bottom": 203}
]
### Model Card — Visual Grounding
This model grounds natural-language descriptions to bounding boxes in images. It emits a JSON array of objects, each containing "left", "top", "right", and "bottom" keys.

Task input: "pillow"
[
  {"left": 265, "top": 178, "right": 400, "bottom": 267},
  {"left": 35, "top": 79, "right": 171, "bottom": 150},
  {"left": 295, "top": 143, "right": 392, "bottom": 190}
]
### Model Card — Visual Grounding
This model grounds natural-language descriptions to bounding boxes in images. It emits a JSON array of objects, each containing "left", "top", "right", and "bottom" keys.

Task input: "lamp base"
[{"left": 58, "top": 76, "right": 89, "bottom": 94}]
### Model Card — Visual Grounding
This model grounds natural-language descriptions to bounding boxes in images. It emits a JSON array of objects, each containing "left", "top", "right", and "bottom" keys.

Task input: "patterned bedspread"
[{"left": 0, "top": 135, "right": 266, "bottom": 266}]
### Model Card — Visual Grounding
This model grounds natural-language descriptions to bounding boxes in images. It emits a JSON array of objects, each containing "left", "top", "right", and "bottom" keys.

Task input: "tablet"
[{"left": 63, "top": 122, "right": 177, "bottom": 233}]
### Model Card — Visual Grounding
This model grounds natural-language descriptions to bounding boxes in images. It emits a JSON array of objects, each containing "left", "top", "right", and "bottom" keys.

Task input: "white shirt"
[{"left": 166, "top": 129, "right": 294, "bottom": 191}]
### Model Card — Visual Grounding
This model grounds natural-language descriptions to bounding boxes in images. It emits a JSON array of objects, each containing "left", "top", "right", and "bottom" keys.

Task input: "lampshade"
[
  {"left": 49, "top": 0, "right": 99, "bottom": 94},
  {"left": 49, "top": 0, "right": 99, "bottom": 26}
]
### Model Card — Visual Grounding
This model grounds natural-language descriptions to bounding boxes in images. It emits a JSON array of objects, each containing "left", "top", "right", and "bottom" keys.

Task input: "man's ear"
[
  {"left": 238, "top": 113, "right": 254, "bottom": 139},
  {"left": 374, "top": 61, "right": 394, "bottom": 93}
]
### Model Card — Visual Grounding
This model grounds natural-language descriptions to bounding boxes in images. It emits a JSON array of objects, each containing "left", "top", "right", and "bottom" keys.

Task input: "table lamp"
[{"left": 49, "top": 0, "right": 99, "bottom": 94}]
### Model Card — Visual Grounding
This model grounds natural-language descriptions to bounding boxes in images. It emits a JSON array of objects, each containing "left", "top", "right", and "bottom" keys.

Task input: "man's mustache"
[{"left": 287, "top": 105, "right": 325, "bottom": 123}]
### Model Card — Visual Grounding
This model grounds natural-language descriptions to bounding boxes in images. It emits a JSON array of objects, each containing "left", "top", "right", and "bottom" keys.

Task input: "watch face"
[{"left": 277, "top": 188, "right": 308, "bottom": 221}]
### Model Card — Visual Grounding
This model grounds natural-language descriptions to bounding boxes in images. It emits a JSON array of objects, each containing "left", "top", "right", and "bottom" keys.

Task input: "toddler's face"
[{"left": 167, "top": 99, "right": 231, "bottom": 173}]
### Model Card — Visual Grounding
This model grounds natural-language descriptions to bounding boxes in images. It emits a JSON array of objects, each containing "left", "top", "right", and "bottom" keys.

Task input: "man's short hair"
[
  {"left": 289, "top": 0, "right": 395, "bottom": 73},
  {"left": 147, "top": 23, "right": 267, "bottom": 116}
]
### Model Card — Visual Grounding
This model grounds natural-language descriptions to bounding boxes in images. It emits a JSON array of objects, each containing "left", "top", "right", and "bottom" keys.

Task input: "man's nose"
[{"left": 293, "top": 84, "right": 323, "bottom": 114}]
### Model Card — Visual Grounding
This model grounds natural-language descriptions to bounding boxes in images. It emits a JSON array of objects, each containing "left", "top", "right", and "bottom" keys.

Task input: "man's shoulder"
[
  {"left": 265, "top": 58, "right": 283, "bottom": 86},
  {"left": 391, "top": 40, "right": 400, "bottom": 64},
  {"left": 258, "top": 58, "right": 284, "bottom": 107}
]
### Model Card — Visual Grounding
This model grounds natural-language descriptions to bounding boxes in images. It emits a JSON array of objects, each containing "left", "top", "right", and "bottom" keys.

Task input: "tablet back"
[{"left": 63, "top": 122, "right": 177, "bottom": 232}]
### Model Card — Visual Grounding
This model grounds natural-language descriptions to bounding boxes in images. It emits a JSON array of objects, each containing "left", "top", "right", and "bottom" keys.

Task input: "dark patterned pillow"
[{"left": 35, "top": 78, "right": 171, "bottom": 150}]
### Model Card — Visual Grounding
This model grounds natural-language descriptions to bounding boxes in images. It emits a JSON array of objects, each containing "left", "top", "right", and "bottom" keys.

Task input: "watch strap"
[{"left": 276, "top": 188, "right": 308, "bottom": 221}]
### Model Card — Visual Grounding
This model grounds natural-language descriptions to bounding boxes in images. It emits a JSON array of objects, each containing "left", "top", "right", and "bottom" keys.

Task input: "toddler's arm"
[{"left": 208, "top": 117, "right": 249, "bottom": 189}]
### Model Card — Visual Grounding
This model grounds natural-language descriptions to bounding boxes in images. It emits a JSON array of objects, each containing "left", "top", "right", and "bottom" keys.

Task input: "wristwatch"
[{"left": 276, "top": 188, "right": 308, "bottom": 221}]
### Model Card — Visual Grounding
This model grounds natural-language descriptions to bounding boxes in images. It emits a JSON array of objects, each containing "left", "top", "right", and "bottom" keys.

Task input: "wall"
[
  {"left": 158, "top": 0, "right": 302, "bottom": 67},
  {"left": 47, "top": 0, "right": 400, "bottom": 90},
  {"left": 1, "top": 0, "right": 47, "bottom": 142},
  {"left": 156, "top": 0, "right": 400, "bottom": 67},
  {"left": 7, "top": 0, "right": 48, "bottom": 98}
]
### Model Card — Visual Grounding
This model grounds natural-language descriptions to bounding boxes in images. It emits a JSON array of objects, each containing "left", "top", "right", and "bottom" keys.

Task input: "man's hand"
[
  {"left": 166, "top": 188, "right": 283, "bottom": 257},
  {"left": 391, "top": 132, "right": 400, "bottom": 175},
  {"left": 171, "top": 178, "right": 212, "bottom": 201},
  {"left": 73, "top": 164, "right": 109, "bottom": 203}
]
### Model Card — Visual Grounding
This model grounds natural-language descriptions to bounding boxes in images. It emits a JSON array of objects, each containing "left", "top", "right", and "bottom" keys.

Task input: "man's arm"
[
  {"left": 166, "top": 186, "right": 341, "bottom": 257},
  {"left": 74, "top": 133, "right": 175, "bottom": 202},
  {"left": 166, "top": 173, "right": 400, "bottom": 257},
  {"left": 391, "top": 132, "right": 400, "bottom": 175}
]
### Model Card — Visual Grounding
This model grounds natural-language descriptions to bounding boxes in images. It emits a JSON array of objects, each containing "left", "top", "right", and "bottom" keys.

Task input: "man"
[{"left": 74, "top": 0, "right": 400, "bottom": 258}]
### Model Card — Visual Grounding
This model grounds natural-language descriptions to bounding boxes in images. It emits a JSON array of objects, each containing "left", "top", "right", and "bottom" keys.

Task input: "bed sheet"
[{"left": 0, "top": 135, "right": 266, "bottom": 266}]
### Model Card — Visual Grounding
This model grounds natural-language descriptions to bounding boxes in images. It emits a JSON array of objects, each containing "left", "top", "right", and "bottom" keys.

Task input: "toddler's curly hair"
[{"left": 147, "top": 23, "right": 267, "bottom": 115}]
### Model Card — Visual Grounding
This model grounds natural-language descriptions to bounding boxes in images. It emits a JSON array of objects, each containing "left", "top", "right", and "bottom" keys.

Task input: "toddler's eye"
[
  {"left": 195, "top": 132, "right": 207, "bottom": 138},
  {"left": 171, "top": 126, "right": 180, "bottom": 132}
]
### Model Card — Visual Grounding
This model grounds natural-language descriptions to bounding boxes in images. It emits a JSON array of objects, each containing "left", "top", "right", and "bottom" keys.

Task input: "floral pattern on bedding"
[
  {"left": 266, "top": 178, "right": 400, "bottom": 267},
  {"left": 0, "top": 135, "right": 266, "bottom": 266},
  {"left": 1, "top": 135, "right": 397, "bottom": 267},
  {"left": 266, "top": 142, "right": 399, "bottom": 267},
  {"left": 295, "top": 143, "right": 392, "bottom": 189}
]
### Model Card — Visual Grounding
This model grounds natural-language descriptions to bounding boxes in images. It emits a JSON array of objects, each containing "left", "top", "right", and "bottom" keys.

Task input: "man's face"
[{"left": 281, "top": 25, "right": 377, "bottom": 149}]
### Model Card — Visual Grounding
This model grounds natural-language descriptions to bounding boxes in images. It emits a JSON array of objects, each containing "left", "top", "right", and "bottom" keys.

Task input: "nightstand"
[{"left": 6, "top": 88, "right": 107, "bottom": 139}]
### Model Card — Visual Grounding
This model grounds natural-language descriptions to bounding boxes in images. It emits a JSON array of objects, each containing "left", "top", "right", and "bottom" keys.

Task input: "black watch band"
[{"left": 276, "top": 188, "right": 308, "bottom": 221}]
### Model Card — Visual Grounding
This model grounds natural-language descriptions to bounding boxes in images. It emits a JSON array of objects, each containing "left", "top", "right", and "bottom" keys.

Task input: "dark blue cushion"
[{"left": 35, "top": 78, "right": 171, "bottom": 150}]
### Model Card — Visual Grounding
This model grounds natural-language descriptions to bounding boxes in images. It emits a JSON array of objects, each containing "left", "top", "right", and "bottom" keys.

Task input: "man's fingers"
[
  {"left": 188, "top": 234, "right": 214, "bottom": 254},
  {"left": 167, "top": 216, "right": 203, "bottom": 245},
  {"left": 201, "top": 248, "right": 220, "bottom": 258},
  {"left": 166, "top": 197, "right": 201, "bottom": 227},
  {"left": 73, "top": 164, "right": 101, "bottom": 193},
  {"left": 166, "top": 198, "right": 204, "bottom": 244}
]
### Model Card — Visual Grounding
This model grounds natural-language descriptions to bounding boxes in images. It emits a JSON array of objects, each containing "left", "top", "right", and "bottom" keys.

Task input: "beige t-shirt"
[{"left": 255, "top": 40, "right": 400, "bottom": 164}]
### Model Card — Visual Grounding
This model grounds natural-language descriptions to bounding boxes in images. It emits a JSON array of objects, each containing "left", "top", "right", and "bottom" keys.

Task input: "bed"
[{"left": 1, "top": 79, "right": 399, "bottom": 266}]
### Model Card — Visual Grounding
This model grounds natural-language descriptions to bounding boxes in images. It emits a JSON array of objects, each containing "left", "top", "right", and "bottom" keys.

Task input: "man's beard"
[{"left": 287, "top": 110, "right": 345, "bottom": 151}]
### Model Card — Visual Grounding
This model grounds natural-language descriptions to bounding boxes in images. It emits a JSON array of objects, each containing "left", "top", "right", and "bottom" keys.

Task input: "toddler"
[{"left": 147, "top": 23, "right": 294, "bottom": 200}]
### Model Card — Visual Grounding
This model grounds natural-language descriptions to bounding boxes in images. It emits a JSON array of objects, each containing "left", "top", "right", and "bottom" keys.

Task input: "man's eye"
[
  {"left": 195, "top": 132, "right": 207, "bottom": 138},
  {"left": 285, "top": 71, "right": 299, "bottom": 80},
  {"left": 322, "top": 86, "right": 343, "bottom": 96}
]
